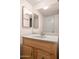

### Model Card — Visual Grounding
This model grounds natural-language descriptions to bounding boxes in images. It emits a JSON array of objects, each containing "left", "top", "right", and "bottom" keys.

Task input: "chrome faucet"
[{"left": 40, "top": 32, "right": 45, "bottom": 37}]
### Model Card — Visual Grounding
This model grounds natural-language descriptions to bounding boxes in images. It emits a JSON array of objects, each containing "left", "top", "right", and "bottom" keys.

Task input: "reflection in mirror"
[
  {"left": 33, "top": 14, "right": 39, "bottom": 29},
  {"left": 43, "top": 16, "right": 54, "bottom": 33},
  {"left": 42, "top": 14, "right": 59, "bottom": 35},
  {"left": 22, "top": 6, "right": 32, "bottom": 28},
  {"left": 34, "top": 2, "right": 59, "bottom": 35}
]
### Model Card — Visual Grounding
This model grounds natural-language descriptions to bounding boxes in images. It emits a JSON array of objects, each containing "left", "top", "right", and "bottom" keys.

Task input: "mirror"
[
  {"left": 43, "top": 16, "right": 55, "bottom": 33},
  {"left": 22, "top": 6, "right": 32, "bottom": 28},
  {"left": 32, "top": 2, "right": 59, "bottom": 35},
  {"left": 33, "top": 14, "right": 39, "bottom": 29},
  {"left": 42, "top": 14, "right": 59, "bottom": 35}
]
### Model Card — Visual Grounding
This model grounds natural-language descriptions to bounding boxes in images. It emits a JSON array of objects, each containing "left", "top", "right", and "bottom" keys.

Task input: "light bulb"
[{"left": 43, "top": 6, "right": 48, "bottom": 10}]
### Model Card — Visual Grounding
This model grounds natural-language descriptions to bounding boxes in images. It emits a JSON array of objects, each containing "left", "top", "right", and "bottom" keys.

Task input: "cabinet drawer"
[
  {"left": 21, "top": 45, "right": 33, "bottom": 56},
  {"left": 23, "top": 37, "right": 37, "bottom": 46},
  {"left": 37, "top": 50, "right": 54, "bottom": 59}
]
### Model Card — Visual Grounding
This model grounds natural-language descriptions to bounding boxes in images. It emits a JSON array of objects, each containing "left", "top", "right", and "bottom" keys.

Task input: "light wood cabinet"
[
  {"left": 21, "top": 37, "right": 58, "bottom": 59},
  {"left": 37, "top": 54, "right": 51, "bottom": 59},
  {"left": 21, "top": 45, "right": 34, "bottom": 59}
]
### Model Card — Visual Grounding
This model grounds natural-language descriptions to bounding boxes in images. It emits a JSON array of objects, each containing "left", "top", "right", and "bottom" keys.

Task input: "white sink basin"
[{"left": 34, "top": 35, "right": 46, "bottom": 38}]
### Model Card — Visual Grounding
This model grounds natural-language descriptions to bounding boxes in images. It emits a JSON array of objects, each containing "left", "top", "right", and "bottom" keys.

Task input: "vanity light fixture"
[{"left": 43, "top": 6, "right": 48, "bottom": 10}]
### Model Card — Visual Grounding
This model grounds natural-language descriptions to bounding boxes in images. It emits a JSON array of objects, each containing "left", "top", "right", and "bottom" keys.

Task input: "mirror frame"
[{"left": 32, "top": 13, "right": 39, "bottom": 29}]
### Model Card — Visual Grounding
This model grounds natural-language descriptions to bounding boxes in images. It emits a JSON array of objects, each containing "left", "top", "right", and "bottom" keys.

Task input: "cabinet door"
[
  {"left": 37, "top": 50, "right": 51, "bottom": 59},
  {"left": 21, "top": 45, "right": 33, "bottom": 59}
]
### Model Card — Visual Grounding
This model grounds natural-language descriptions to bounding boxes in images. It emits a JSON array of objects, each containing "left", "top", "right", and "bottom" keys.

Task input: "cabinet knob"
[{"left": 42, "top": 57, "right": 45, "bottom": 59}]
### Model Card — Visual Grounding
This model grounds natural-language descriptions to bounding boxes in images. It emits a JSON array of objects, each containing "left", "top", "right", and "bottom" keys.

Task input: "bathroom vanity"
[
  {"left": 21, "top": 0, "right": 59, "bottom": 59},
  {"left": 21, "top": 36, "right": 58, "bottom": 59}
]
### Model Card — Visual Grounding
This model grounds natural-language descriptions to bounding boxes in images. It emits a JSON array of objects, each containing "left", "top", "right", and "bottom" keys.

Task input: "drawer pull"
[{"left": 31, "top": 52, "right": 32, "bottom": 56}]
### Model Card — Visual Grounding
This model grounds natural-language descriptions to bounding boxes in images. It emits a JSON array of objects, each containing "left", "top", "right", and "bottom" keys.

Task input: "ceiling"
[
  {"left": 26, "top": 0, "right": 57, "bottom": 6},
  {"left": 26, "top": 0, "right": 40, "bottom": 6},
  {"left": 38, "top": 2, "right": 59, "bottom": 16},
  {"left": 26, "top": 0, "right": 59, "bottom": 16}
]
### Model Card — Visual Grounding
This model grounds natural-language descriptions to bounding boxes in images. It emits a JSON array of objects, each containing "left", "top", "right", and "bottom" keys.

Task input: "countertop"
[{"left": 21, "top": 34, "right": 58, "bottom": 43}]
